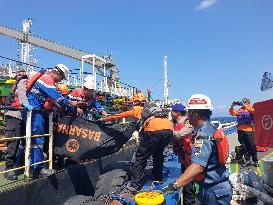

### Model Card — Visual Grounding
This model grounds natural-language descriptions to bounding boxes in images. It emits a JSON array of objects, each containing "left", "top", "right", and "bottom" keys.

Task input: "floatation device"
[{"left": 134, "top": 192, "right": 165, "bottom": 205}]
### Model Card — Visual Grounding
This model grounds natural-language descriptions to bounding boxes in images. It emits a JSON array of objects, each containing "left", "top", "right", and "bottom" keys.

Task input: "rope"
[{"left": 229, "top": 173, "right": 273, "bottom": 204}]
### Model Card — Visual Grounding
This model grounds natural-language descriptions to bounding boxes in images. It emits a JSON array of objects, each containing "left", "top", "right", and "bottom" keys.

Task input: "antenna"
[
  {"left": 164, "top": 56, "right": 168, "bottom": 105},
  {"left": 21, "top": 19, "right": 33, "bottom": 71}
]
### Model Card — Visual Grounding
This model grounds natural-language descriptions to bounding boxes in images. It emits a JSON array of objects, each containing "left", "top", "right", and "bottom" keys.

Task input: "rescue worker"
[
  {"left": 229, "top": 98, "right": 258, "bottom": 167},
  {"left": 161, "top": 94, "right": 232, "bottom": 205},
  {"left": 4, "top": 69, "right": 52, "bottom": 180},
  {"left": 3, "top": 70, "right": 29, "bottom": 180},
  {"left": 171, "top": 103, "right": 195, "bottom": 205},
  {"left": 102, "top": 92, "right": 146, "bottom": 123},
  {"left": 25, "top": 64, "right": 79, "bottom": 178},
  {"left": 68, "top": 75, "right": 107, "bottom": 118},
  {"left": 103, "top": 93, "right": 173, "bottom": 192}
]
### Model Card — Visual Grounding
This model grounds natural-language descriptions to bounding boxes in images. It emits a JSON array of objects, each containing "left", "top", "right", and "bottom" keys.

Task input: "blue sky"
[{"left": 0, "top": 0, "right": 273, "bottom": 116}]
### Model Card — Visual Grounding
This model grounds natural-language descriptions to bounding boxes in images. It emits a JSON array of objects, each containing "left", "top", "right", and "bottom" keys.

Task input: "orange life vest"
[
  {"left": 173, "top": 121, "right": 193, "bottom": 167},
  {"left": 192, "top": 128, "right": 229, "bottom": 182},
  {"left": 213, "top": 128, "right": 229, "bottom": 165}
]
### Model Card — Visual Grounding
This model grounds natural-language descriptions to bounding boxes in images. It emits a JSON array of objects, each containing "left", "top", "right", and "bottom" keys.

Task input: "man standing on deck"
[
  {"left": 67, "top": 75, "right": 108, "bottom": 119},
  {"left": 229, "top": 98, "right": 258, "bottom": 167},
  {"left": 3, "top": 70, "right": 29, "bottom": 180},
  {"left": 161, "top": 94, "right": 232, "bottom": 205},
  {"left": 103, "top": 93, "right": 173, "bottom": 192},
  {"left": 26, "top": 64, "right": 78, "bottom": 178},
  {"left": 171, "top": 103, "right": 195, "bottom": 205},
  {"left": 4, "top": 69, "right": 48, "bottom": 180}
]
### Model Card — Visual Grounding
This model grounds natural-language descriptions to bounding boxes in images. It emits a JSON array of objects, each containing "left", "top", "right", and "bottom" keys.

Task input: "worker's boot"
[
  {"left": 4, "top": 171, "right": 18, "bottom": 181},
  {"left": 39, "top": 168, "right": 56, "bottom": 178},
  {"left": 242, "top": 160, "right": 251, "bottom": 167},
  {"left": 32, "top": 168, "right": 55, "bottom": 179},
  {"left": 253, "top": 162, "right": 259, "bottom": 167}
]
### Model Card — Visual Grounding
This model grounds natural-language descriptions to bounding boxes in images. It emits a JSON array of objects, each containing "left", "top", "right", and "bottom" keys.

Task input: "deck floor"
[{"left": 0, "top": 133, "right": 272, "bottom": 203}]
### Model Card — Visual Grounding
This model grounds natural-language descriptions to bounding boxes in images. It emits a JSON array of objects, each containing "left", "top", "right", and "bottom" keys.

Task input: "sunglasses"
[{"left": 187, "top": 110, "right": 196, "bottom": 119}]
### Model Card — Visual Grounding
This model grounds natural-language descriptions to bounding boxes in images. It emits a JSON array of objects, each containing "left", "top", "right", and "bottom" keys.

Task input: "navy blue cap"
[{"left": 171, "top": 103, "right": 186, "bottom": 112}]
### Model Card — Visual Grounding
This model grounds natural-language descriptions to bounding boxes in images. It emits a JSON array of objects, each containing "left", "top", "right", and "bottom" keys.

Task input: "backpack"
[{"left": 138, "top": 103, "right": 169, "bottom": 129}]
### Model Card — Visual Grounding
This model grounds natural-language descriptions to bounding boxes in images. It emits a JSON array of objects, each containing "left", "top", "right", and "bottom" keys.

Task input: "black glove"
[
  {"left": 160, "top": 182, "right": 179, "bottom": 195},
  {"left": 97, "top": 118, "right": 106, "bottom": 126}
]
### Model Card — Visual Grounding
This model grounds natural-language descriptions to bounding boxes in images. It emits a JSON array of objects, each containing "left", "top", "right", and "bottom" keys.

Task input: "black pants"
[
  {"left": 131, "top": 130, "right": 172, "bottom": 190},
  {"left": 179, "top": 164, "right": 195, "bottom": 205},
  {"left": 4, "top": 116, "right": 26, "bottom": 170},
  {"left": 238, "top": 130, "right": 258, "bottom": 162}
]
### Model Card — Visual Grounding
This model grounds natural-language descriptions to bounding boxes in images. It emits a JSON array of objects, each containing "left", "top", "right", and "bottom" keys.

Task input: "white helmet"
[
  {"left": 55, "top": 64, "right": 69, "bottom": 79},
  {"left": 83, "top": 75, "right": 96, "bottom": 90},
  {"left": 186, "top": 94, "right": 213, "bottom": 110},
  {"left": 27, "top": 71, "right": 37, "bottom": 78}
]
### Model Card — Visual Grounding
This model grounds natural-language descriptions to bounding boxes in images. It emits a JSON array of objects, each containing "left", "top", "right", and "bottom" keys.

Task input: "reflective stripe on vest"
[{"left": 237, "top": 109, "right": 254, "bottom": 125}]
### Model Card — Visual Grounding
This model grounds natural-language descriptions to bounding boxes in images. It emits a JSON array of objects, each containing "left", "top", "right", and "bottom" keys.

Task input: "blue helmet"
[{"left": 171, "top": 103, "right": 186, "bottom": 112}]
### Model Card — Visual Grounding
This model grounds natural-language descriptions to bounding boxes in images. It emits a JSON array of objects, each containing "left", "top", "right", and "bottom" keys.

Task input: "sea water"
[{"left": 211, "top": 117, "right": 237, "bottom": 136}]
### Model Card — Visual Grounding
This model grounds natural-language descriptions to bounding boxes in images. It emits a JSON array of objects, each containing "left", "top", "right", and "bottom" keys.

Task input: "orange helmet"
[
  {"left": 131, "top": 92, "right": 147, "bottom": 102},
  {"left": 56, "top": 84, "right": 70, "bottom": 95}
]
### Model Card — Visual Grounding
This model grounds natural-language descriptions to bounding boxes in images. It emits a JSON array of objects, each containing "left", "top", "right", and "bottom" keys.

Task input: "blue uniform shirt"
[
  {"left": 27, "top": 72, "right": 68, "bottom": 109},
  {"left": 191, "top": 122, "right": 230, "bottom": 186}
]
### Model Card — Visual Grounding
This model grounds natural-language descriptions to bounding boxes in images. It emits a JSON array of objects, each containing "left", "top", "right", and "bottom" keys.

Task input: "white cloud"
[
  {"left": 216, "top": 105, "right": 227, "bottom": 110},
  {"left": 195, "top": 0, "right": 218, "bottom": 10}
]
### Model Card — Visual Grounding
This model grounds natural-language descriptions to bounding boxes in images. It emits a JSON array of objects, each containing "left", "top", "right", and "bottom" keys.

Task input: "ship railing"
[
  {"left": 222, "top": 121, "right": 238, "bottom": 129},
  {"left": 0, "top": 106, "right": 53, "bottom": 178}
]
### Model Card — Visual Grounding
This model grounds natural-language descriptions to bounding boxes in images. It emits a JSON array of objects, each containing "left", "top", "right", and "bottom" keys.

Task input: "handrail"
[
  {"left": 222, "top": 121, "right": 238, "bottom": 130},
  {"left": 0, "top": 105, "right": 51, "bottom": 113},
  {"left": 0, "top": 134, "right": 52, "bottom": 142},
  {"left": 0, "top": 110, "right": 54, "bottom": 178}
]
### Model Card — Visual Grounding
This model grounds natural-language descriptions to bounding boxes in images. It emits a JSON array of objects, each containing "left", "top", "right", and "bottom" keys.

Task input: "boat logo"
[
  {"left": 262, "top": 114, "right": 273, "bottom": 131},
  {"left": 65, "top": 139, "right": 80, "bottom": 153}
]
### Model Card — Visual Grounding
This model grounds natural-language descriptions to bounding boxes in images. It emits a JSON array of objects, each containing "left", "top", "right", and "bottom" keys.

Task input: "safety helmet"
[
  {"left": 56, "top": 84, "right": 70, "bottom": 95},
  {"left": 83, "top": 75, "right": 96, "bottom": 90},
  {"left": 131, "top": 92, "right": 147, "bottom": 102},
  {"left": 55, "top": 64, "right": 69, "bottom": 79},
  {"left": 171, "top": 103, "right": 186, "bottom": 112},
  {"left": 186, "top": 94, "right": 213, "bottom": 110}
]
